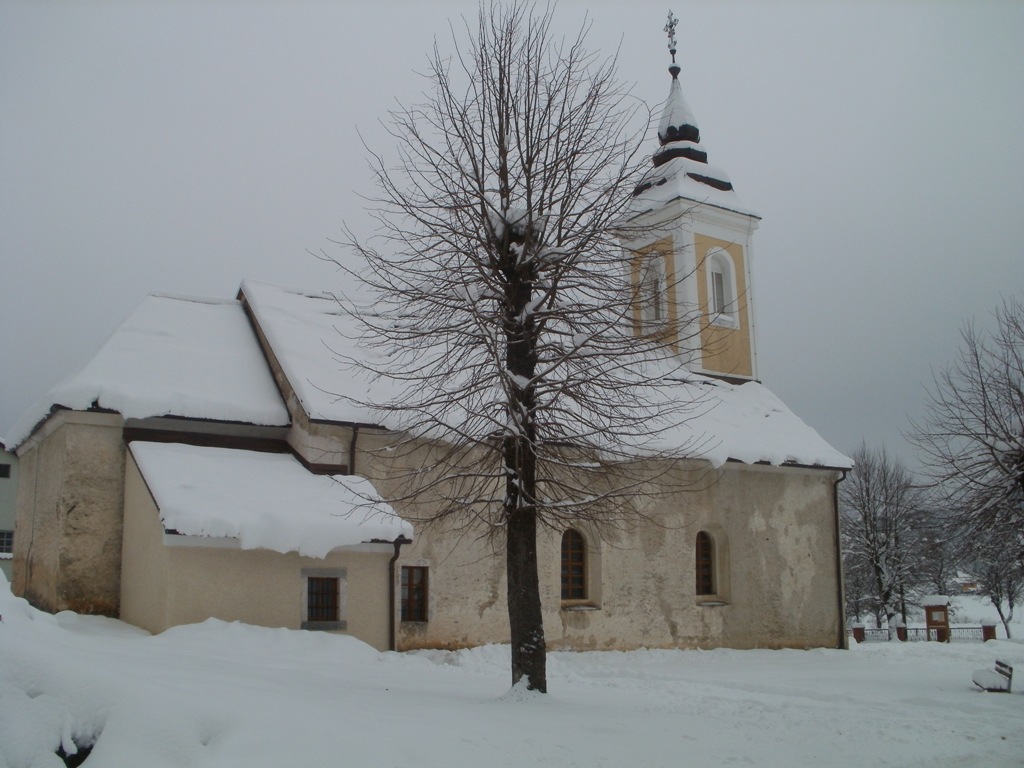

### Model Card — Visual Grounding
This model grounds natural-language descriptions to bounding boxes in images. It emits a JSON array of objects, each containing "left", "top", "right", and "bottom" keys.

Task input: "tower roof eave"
[{"left": 627, "top": 157, "right": 761, "bottom": 221}]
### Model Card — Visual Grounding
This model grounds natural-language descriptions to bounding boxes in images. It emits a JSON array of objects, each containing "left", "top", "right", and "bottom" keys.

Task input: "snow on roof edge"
[
  {"left": 4, "top": 293, "right": 290, "bottom": 450},
  {"left": 131, "top": 441, "right": 412, "bottom": 558},
  {"left": 240, "top": 281, "right": 850, "bottom": 471}
]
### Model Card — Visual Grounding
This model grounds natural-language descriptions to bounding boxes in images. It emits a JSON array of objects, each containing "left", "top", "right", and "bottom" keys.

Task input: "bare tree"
[
  {"left": 909, "top": 297, "right": 1024, "bottom": 557},
  {"left": 841, "top": 539, "right": 879, "bottom": 626},
  {"left": 334, "top": 3, "right": 706, "bottom": 692},
  {"left": 840, "top": 445, "right": 925, "bottom": 639},
  {"left": 914, "top": 510, "right": 961, "bottom": 598},
  {"left": 972, "top": 543, "right": 1024, "bottom": 638}
]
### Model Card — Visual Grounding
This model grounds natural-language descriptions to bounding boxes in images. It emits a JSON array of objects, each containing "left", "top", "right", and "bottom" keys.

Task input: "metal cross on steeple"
[{"left": 664, "top": 11, "right": 678, "bottom": 64}]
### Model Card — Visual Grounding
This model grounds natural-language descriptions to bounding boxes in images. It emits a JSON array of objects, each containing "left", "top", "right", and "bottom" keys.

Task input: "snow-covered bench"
[{"left": 972, "top": 660, "right": 1013, "bottom": 693}]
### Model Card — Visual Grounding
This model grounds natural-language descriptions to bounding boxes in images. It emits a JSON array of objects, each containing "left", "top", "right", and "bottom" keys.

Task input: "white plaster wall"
[
  {"left": 159, "top": 545, "right": 393, "bottom": 650},
  {"left": 389, "top": 462, "right": 842, "bottom": 652},
  {"left": 122, "top": 450, "right": 395, "bottom": 649},
  {"left": 121, "top": 452, "right": 170, "bottom": 633},
  {"left": 535, "top": 462, "right": 843, "bottom": 650},
  {"left": 342, "top": 423, "right": 844, "bottom": 652}
]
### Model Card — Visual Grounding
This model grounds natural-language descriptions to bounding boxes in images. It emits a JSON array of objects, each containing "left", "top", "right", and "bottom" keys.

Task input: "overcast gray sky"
[{"left": 2, "top": 1, "right": 1022, "bottom": 468}]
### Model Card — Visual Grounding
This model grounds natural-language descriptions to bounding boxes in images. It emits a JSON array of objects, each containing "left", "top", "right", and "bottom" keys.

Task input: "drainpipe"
[
  {"left": 359, "top": 424, "right": 409, "bottom": 652},
  {"left": 348, "top": 424, "right": 360, "bottom": 476},
  {"left": 388, "top": 535, "right": 411, "bottom": 651},
  {"left": 833, "top": 469, "right": 849, "bottom": 649}
]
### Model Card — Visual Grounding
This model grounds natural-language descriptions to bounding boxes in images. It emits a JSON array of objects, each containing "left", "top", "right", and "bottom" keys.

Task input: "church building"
[{"left": 5, "top": 30, "right": 851, "bottom": 653}]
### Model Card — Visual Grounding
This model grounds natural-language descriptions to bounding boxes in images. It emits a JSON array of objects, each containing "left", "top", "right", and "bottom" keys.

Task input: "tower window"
[
  {"left": 706, "top": 250, "right": 737, "bottom": 326},
  {"left": 639, "top": 255, "right": 668, "bottom": 329},
  {"left": 710, "top": 269, "right": 726, "bottom": 315}
]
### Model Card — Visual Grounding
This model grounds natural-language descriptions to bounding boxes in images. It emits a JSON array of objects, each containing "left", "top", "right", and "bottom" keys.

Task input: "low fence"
[{"left": 849, "top": 625, "right": 996, "bottom": 643}]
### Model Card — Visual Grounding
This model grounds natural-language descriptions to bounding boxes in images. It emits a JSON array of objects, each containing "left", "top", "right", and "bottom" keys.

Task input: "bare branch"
[{"left": 908, "top": 296, "right": 1024, "bottom": 556}]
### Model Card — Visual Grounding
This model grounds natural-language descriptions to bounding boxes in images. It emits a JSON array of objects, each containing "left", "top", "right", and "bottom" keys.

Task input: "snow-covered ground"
[{"left": 1, "top": 576, "right": 1021, "bottom": 768}]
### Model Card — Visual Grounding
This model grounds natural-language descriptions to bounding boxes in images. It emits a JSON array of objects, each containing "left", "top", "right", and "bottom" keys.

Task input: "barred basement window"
[
  {"left": 307, "top": 577, "right": 339, "bottom": 622},
  {"left": 0, "top": 530, "right": 13, "bottom": 555},
  {"left": 401, "top": 566, "right": 428, "bottom": 622},
  {"left": 561, "top": 529, "right": 586, "bottom": 600},
  {"left": 696, "top": 531, "right": 715, "bottom": 596},
  {"left": 301, "top": 569, "right": 347, "bottom": 630}
]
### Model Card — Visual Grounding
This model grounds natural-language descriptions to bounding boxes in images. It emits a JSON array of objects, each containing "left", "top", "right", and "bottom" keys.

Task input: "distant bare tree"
[
  {"left": 972, "top": 544, "right": 1024, "bottom": 638},
  {"left": 914, "top": 509, "right": 961, "bottom": 598},
  {"left": 841, "top": 539, "right": 879, "bottom": 626},
  {"left": 840, "top": 445, "right": 925, "bottom": 639},
  {"left": 334, "top": 3, "right": 706, "bottom": 692},
  {"left": 909, "top": 297, "right": 1024, "bottom": 558}
]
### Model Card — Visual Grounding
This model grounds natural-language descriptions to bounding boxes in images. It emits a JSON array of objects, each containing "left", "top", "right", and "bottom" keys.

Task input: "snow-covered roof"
[
  {"left": 631, "top": 156, "right": 759, "bottom": 219},
  {"left": 5, "top": 295, "right": 289, "bottom": 448},
  {"left": 652, "top": 373, "right": 851, "bottom": 469},
  {"left": 243, "top": 281, "right": 848, "bottom": 469},
  {"left": 7, "top": 280, "right": 848, "bottom": 470},
  {"left": 130, "top": 441, "right": 411, "bottom": 557},
  {"left": 241, "top": 280, "right": 386, "bottom": 424}
]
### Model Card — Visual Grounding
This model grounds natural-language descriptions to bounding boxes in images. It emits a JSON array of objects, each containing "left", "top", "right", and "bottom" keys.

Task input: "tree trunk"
[
  {"left": 506, "top": 506, "right": 547, "bottom": 692},
  {"left": 994, "top": 603, "right": 1012, "bottom": 639},
  {"left": 885, "top": 608, "right": 899, "bottom": 641},
  {"left": 499, "top": 216, "right": 547, "bottom": 692}
]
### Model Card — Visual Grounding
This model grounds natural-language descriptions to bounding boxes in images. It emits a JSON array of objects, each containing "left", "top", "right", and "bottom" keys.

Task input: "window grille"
[
  {"left": 307, "top": 576, "right": 339, "bottom": 622},
  {"left": 401, "top": 566, "right": 428, "bottom": 622}
]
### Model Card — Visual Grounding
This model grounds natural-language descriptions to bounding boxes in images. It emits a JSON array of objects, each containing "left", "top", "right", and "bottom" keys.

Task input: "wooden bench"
[{"left": 972, "top": 660, "right": 1013, "bottom": 693}]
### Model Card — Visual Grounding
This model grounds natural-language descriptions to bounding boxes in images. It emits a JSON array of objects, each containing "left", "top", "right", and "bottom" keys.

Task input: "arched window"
[
  {"left": 639, "top": 255, "right": 668, "bottom": 329},
  {"left": 706, "top": 250, "right": 736, "bottom": 325},
  {"left": 561, "top": 529, "right": 587, "bottom": 600},
  {"left": 696, "top": 531, "right": 715, "bottom": 596}
]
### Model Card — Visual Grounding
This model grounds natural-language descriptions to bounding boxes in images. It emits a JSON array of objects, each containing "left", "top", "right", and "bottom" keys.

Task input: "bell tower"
[{"left": 626, "top": 12, "right": 761, "bottom": 382}]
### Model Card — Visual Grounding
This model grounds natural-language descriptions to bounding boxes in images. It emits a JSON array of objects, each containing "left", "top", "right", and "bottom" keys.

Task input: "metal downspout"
[
  {"left": 388, "top": 536, "right": 409, "bottom": 651},
  {"left": 348, "top": 424, "right": 359, "bottom": 475},
  {"left": 833, "top": 469, "right": 849, "bottom": 649}
]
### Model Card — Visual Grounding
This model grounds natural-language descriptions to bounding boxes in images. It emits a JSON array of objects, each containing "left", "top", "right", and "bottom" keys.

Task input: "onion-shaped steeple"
[
  {"left": 654, "top": 12, "right": 705, "bottom": 165},
  {"left": 658, "top": 73, "right": 702, "bottom": 150},
  {"left": 635, "top": 12, "right": 733, "bottom": 196}
]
